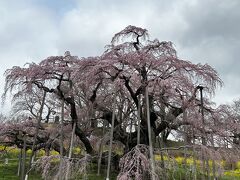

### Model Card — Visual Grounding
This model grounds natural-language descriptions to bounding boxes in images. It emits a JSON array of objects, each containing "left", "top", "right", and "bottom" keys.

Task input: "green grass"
[
  {"left": 1, "top": 145, "right": 240, "bottom": 180},
  {"left": 0, "top": 159, "right": 118, "bottom": 180},
  {"left": 0, "top": 159, "right": 42, "bottom": 180},
  {"left": 1, "top": 159, "right": 240, "bottom": 180}
]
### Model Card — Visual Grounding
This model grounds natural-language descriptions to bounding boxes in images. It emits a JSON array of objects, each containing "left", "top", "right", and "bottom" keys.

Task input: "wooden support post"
[
  {"left": 58, "top": 98, "right": 65, "bottom": 180},
  {"left": 65, "top": 122, "right": 76, "bottom": 180},
  {"left": 21, "top": 134, "right": 26, "bottom": 180},
  {"left": 137, "top": 95, "right": 141, "bottom": 145},
  {"left": 198, "top": 86, "right": 210, "bottom": 180},
  {"left": 106, "top": 97, "right": 116, "bottom": 180},
  {"left": 26, "top": 90, "right": 47, "bottom": 180},
  {"left": 145, "top": 88, "right": 156, "bottom": 180},
  {"left": 18, "top": 148, "right": 23, "bottom": 176}
]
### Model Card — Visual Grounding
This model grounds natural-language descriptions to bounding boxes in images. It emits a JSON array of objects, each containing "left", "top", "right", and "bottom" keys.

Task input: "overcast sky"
[{"left": 1, "top": 0, "right": 240, "bottom": 114}]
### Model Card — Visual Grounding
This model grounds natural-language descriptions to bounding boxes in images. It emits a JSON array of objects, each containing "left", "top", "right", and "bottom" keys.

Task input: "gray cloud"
[
  {"left": 1, "top": 0, "right": 239, "bottom": 114},
  {"left": 174, "top": 0, "right": 240, "bottom": 104},
  {"left": 179, "top": 0, "right": 240, "bottom": 46},
  {"left": 0, "top": 0, "right": 58, "bottom": 113}
]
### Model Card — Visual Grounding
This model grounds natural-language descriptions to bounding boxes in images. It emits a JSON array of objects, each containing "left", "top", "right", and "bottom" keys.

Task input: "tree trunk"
[
  {"left": 68, "top": 96, "right": 93, "bottom": 154},
  {"left": 75, "top": 124, "right": 93, "bottom": 154}
]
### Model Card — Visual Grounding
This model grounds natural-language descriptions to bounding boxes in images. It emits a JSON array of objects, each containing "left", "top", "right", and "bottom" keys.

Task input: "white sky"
[{"left": 1, "top": 0, "right": 240, "bottom": 115}]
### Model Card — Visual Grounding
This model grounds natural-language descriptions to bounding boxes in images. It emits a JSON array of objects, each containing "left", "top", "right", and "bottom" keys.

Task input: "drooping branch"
[{"left": 120, "top": 75, "right": 139, "bottom": 107}]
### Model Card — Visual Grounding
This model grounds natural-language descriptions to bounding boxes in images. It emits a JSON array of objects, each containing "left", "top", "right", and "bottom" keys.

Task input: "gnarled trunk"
[{"left": 68, "top": 96, "right": 94, "bottom": 154}]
